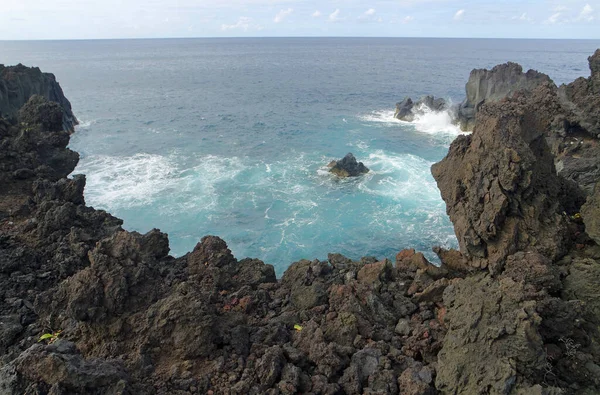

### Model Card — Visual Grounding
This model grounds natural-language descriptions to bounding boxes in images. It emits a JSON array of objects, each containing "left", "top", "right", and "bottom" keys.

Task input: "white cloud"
[
  {"left": 512, "top": 12, "right": 532, "bottom": 22},
  {"left": 454, "top": 9, "right": 464, "bottom": 20},
  {"left": 274, "top": 8, "right": 293, "bottom": 23},
  {"left": 358, "top": 8, "right": 379, "bottom": 22},
  {"left": 403, "top": 15, "right": 414, "bottom": 24},
  {"left": 329, "top": 8, "right": 342, "bottom": 22},
  {"left": 578, "top": 4, "right": 595, "bottom": 21},
  {"left": 546, "top": 12, "right": 562, "bottom": 24},
  {"left": 221, "top": 16, "right": 263, "bottom": 31},
  {"left": 312, "top": 10, "right": 321, "bottom": 18}
]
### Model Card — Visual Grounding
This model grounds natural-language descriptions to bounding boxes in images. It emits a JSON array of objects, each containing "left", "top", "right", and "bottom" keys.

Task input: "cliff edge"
[{"left": 0, "top": 64, "right": 77, "bottom": 133}]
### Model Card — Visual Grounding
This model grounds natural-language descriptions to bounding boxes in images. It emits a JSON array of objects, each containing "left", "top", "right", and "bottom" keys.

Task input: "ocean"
[{"left": 1, "top": 38, "right": 599, "bottom": 275}]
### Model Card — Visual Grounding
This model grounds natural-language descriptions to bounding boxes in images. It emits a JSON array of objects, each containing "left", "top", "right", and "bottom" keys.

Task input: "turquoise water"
[{"left": 2, "top": 38, "right": 599, "bottom": 274}]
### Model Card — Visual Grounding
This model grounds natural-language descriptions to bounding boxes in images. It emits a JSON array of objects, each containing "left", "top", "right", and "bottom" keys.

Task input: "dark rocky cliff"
[
  {"left": 1, "top": 54, "right": 600, "bottom": 394},
  {"left": 0, "top": 64, "right": 77, "bottom": 133}
]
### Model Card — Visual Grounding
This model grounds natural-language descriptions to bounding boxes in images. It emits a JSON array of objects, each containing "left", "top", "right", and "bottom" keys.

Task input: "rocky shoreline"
[{"left": 1, "top": 51, "right": 600, "bottom": 394}]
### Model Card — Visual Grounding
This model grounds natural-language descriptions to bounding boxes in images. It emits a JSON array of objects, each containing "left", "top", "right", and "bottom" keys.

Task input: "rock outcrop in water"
[
  {"left": 328, "top": 153, "right": 370, "bottom": 177},
  {"left": 394, "top": 95, "right": 448, "bottom": 122},
  {"left": 398, "top": 51, "right": 600, "bottom": 196},
  {"left": 0, "top": 64, "right": 77, "bottom": 133},
  {"left": 2, "top": 53, "right": 600, "bottom": 394}
]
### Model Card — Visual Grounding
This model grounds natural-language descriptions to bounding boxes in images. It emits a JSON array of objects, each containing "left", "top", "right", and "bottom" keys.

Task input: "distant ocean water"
[{"left": 2, "top": 37, "right": 599, "bottom": 275}]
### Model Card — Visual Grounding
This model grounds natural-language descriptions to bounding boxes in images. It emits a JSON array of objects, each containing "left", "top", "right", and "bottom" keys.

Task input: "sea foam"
[
  {"left": 360, "top": 105, "right": 464, "bottom": 138},
  {"left": 77, "top": 153, "right": 179, "bottom": 209},
  {"left": 411, "top": 104, "right": 463, "bottom": 135}
]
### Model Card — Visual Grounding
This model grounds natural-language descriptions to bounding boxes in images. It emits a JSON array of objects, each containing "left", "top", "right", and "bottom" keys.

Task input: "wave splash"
[
  {"left": 76, "top": 153, "right": 179, "bottom": 209},
  {"left": 411, "top": 104, "right": 463, "bottom": 135},
  {"left": 360, "top": 104, "right": 464, "bottom": 137}
]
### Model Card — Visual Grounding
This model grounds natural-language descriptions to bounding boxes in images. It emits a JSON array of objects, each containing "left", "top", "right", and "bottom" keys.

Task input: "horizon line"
[{"left": 2, "top": 36, "right": 600, "bottom": 42}]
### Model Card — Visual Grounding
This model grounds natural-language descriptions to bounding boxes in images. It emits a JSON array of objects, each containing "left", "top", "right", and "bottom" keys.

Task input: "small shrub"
[{"left": 38, "top": 330, "right": 61, "bottom": 344}]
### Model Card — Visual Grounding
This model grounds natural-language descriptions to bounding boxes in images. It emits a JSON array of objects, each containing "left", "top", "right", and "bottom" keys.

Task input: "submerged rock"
[{"left": 328, "top": 153, "right": 370, "bottom": 177}]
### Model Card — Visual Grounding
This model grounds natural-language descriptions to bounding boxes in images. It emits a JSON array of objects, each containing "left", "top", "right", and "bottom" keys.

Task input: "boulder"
[
  {"left": 328, "top": 153, "right": 369, "bottom": 177},
  {"left": 435, "top": 275, "right": 545, "bottom": 394},
  {"left": 0, "top": 341, "right": 129, "bottom": 394},
  {"left": 18, "top": 94, "right": 64, "bottom": 132}
]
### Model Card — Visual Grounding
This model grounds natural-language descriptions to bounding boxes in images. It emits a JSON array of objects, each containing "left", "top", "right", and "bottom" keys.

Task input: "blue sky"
[{"left": 1, "top": 0, "right": 599, "bottom": 40}]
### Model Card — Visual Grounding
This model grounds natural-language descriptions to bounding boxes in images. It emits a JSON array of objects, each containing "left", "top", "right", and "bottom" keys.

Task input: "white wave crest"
[
  {"left": 361, "top": 150, "right": 442, "bottom": 202},
  {"left": 75, "top": 153, "right": 179, "bottom": 209},
  {"left": 358, "top": 110, "right": 403, "bottom": 125},
  {"left": 75, "top": 119, "right": 95, "bottom": 129},
  {"left": 411, "top": 104, "right": 462, "bottom": 135},
  {"left": 74, "top": 153, "right": 247, "bottom": 212},
  {"left": 360, "top": 105, "right": 466, "bottom": 136}
]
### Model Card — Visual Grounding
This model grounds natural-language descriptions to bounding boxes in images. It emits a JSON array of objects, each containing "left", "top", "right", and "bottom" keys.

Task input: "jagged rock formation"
[
  {"left": 0, "top": 64, "right": 77, "bottom": 133},
  {"left": 394, "top": 95, "right": 448, "bottom": 122},
  {"left": 551, "top": 49, "right": 600, "bottom": 195},
  {"left": 457, "top": 62, "right": 553, "bottom": 131},
  {"left": 401, "top": 52, "right": 600, "bottom": 195},
  {"left": 432, "top": 62, "right": 600, "bottom": 393},
  {"left": 328, "top": 153, "right": 370, "bottom": 177},
  {"left": 558, "top": 49, "right": 600, "bottom": 138},
  {"left": 2, "top": 53, "right": 600, "bottom": 394},
  {"left": 432, "top": 84, "right": 573, "bottom": 270}
]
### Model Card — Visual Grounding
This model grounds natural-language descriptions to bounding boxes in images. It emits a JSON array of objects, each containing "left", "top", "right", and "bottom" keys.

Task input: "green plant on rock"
[{"left": 38, "top": 330, "right": 61, "bottom": 344}]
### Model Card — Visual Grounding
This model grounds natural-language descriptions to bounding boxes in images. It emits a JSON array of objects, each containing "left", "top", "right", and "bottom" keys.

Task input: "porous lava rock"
[
  {"left": 328, "top": 153, "right": 370, "bottom": 177},
  {"left": 457, "top": 62, "right": 553, "bottom": 131}
]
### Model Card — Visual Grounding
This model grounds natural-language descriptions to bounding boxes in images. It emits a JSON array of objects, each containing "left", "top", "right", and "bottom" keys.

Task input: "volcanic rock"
[
  {"left": 558, "top": 49, "right": 600, "bottom": 138},
  {"left": 394, "top": 95, "right": 448, "bottom": 122},
  {"left": 582, "top": 183, "right": 600, "bottom": 244},
  {"left": 457, "top": 62, "right": 553, "bottom": 131},
  {"left": 0, "top": 64, "right": 77, "bottom": 132},
  {"left": 394, "top": 97, "right": 414, "bottom": 120},
  {"left": 2, "top": 54, "right": 600, "bottom": 394},
  {"left": 432, "top": 83, "right": 572, "bottom": 270},
  {"left": 328, "top": 153, "right": 370, "bottom": 177}
]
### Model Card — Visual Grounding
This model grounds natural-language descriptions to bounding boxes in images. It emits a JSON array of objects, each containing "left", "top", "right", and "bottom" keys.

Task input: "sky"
[{"left": 1, "top": 0, "right": 600, "bottom": 40}]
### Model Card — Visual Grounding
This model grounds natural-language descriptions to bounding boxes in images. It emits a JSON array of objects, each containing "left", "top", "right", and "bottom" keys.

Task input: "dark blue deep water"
[{"left": 2, "top": 38, "right": 599, "bottom": 274}]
